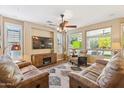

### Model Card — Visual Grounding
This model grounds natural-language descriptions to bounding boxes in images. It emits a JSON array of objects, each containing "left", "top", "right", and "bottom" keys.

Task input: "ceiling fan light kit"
[{"left": 58, "top": 14, "right": 77, "bottom": 32}]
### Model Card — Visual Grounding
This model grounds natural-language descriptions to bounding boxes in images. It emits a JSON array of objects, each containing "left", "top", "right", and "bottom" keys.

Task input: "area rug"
[
  {"left": 39, "top": 62, "right": 86, "bottom": 88},
  {"left": 49, "top": 76, "right": 61, "bottom": 86}
]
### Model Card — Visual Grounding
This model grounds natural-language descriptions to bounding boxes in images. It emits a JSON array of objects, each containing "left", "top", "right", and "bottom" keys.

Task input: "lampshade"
[
  {"left": 112, "top": 42, "right": 121, "bottom": 49},
  {"left": 11, "top": 43, "right": 21, "bottom": 51}
]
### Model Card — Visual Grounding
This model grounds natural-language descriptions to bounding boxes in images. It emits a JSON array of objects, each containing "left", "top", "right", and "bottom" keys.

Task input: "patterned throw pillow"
[
  {"left": 96, "top": 52, "right": 124, "bottom": 88},
  {"left": 0, "top": 55, "right": 23, "bottom": 85}
]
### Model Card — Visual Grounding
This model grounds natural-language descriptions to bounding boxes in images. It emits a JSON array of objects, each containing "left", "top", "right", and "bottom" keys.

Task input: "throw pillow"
[
  {"left": 96, "top": 52, "right": 124, "bottom": 88},
  {"left": 0, "top": 55, "right": 23, "bottom": 85}
]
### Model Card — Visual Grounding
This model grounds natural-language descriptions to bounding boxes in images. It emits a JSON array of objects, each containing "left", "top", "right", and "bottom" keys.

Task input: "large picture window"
[{"left": 86, "top": 27, "right": 112, "bottom": 58}]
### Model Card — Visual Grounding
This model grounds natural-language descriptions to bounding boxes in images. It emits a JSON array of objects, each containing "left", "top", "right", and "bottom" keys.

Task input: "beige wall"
[
  {"left": 77, "top": 18, "right": 124, "bottom": 49},
  {"left": 0, "top": 16, "right": 24, "bottom": 55},
  {"left": 24, "top": 22, "right": 56, "bottom": 61},
  {"left": 0, "top": 16, "right": 57, "bottom": 62},
  {"left": 0, "top": 15, "right": 124, "bottom": 62},
  {"left": 0, "top": 16, "right": 3, "bottom": 55},
  {"left": 76, "top": 18, "right": 124, "bottom": 62}
]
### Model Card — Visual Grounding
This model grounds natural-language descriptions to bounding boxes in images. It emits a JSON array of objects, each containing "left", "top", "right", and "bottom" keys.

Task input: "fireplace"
[
  {"left": 43, "top": 57, "right": 51, "bottom": 65},
  {"left": 31, "top": 53, "right": 57, "bottom": 67}
]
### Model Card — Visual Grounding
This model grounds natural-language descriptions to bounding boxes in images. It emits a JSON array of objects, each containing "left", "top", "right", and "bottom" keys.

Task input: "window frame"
[
  {"left": 57, "top": 31, "right": 63, "bottom": 54},
  {"left": 86, "top": 27, "right": 112, "bottom": 57},
  {"left": 4, "top": 22, "right": 23, "bottom": 59},
  {"left": 68, "top": 32, "right": 83, "bottom": 55}
]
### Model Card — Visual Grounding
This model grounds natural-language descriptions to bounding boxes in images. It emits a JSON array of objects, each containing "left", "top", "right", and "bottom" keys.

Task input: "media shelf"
[{"left": 31, "top": 53, "right": 57, "bottom": 68}]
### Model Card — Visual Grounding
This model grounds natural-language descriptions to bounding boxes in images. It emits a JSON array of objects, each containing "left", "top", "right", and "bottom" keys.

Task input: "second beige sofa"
[{"left": 69, "top": 52, "right": 124, "bottom": 88}]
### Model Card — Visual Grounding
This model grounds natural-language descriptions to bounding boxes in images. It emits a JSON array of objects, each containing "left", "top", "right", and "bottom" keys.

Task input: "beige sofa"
[
  {"left": 0, "top": 62, "right": 49, "bottom": 88},
  {"left": 69, "top": 52, "right": 124, "bottom": 88}
]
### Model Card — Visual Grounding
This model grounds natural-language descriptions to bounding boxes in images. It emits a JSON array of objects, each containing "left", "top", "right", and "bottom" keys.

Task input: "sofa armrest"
[
  {"left": 86, "top": 69, "right": 100, "bottom": 75},
  {"left": 21, "top": 71, "right": 49, "bottom": 83},
  {"left": 16, "top": 71, "right": 49, "bottom": 87},
  {"left": 0, "top": 83, "right": 8, "bottom": 88},
  {"left": 17, "top": 62, "right": 32, "bottom": 68},
  {"left": 0, "top": 83, "right": 19, "bottom": 88},
  {"left": 96, "top": 59, "right": 108, "bottom": 65},
  {"left": 69, "top": 72, "right": 99, "bottom": 88}
]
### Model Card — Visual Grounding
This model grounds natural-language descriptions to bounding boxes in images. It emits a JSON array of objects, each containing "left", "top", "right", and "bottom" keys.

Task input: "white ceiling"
[{"left": 0, "top": 5, "right": 124, "bottom": 29}]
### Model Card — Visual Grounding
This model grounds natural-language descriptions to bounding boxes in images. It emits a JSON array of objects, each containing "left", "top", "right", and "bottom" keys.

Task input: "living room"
[{"left": 0, "top": 3, "right": 124, "bottom": 90}]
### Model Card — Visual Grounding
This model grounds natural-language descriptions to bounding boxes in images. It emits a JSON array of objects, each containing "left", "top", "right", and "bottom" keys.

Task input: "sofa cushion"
[
  {"left": 0, "top": 55, "right": 23, "bottom": 85},
  {"left": 80, "top": 62, "right": 106, "bottom": 82},
  {"left": 81, "top": 70, "right": 99, "bottom": 82},
  {"left": 20, "top": 65, "right": 37, "bottom": 74},
  {"left": 69, "top": 72, "right": 99, "bottom": 88},
  {"left": 87, "top": 63, "right": 106, "bottom": 75},
  {"left": 96, "top": 59, "right": 108, "bottom": 65},
  {"left": 97, "top": 52, "right": 124, "bottom": 88}
]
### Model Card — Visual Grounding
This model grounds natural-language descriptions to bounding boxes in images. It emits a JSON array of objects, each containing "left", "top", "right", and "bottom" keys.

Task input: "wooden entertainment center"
[{"left": 31, "top": 53, "right": 57, "bottom": 67}]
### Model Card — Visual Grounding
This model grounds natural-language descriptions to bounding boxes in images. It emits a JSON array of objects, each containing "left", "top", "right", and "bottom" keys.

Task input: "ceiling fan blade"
[{"left": 66, "top": 25, "right": 77, "bottom": 28}]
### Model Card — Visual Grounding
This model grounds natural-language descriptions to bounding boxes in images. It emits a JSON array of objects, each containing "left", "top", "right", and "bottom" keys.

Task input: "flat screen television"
[{"left": 32, "top": 36, "right": 53, "bottom": 49}]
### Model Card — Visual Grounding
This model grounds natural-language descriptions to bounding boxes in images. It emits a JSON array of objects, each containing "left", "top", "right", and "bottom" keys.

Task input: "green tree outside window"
[
  {"left": 98, "top": 36, "right": 111, "bottom": 49},
  {"left": 72, "top": 41, "right": 82, "bottom": 49}
]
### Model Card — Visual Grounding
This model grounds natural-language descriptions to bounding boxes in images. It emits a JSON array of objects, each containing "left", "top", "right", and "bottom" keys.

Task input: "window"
[
  {"left": 86, "top": 27, "right": 112, "bottom": 58},
  {"left": 69, "top": 33, "right": 82, "bottom": 49},
  {"left": 57, "top": 32, "right": 63, "bottom": 54},
  {"left": 4, "top": 22, "right": 23, "bottom": 60},
  {"left": 68, "top": 33, "right": 83, "bottom": 55}
]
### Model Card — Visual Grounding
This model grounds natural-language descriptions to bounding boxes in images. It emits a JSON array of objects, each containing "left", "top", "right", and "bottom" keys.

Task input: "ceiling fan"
[{"left": 59, "top": 14, "right": 77, "bottom": 31}]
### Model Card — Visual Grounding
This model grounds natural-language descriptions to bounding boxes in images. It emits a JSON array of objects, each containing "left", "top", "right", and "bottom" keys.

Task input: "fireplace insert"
[{"left": 43, "top": 57, "right": 51, "bottom": 65}]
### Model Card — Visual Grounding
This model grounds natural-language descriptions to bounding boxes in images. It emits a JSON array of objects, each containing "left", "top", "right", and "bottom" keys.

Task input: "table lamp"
[
  {"left": 11, "top": 43, "right": 21, "bottom": 51},
  {"left": 3, "top": 43, "right": 21, "bottom": 56}
]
